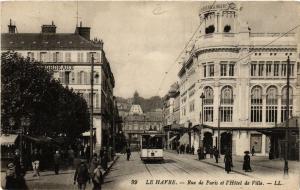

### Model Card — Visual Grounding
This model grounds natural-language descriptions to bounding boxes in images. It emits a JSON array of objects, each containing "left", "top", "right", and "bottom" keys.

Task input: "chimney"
[
  {"left": 75, "top": 21, "right": 91, "bottom": 40},
  {"left": 41, "top": 21, "right": 56, "bottom": 33},
  {"left": 8, "top": 19, "right": 16, "bottom": 34}
]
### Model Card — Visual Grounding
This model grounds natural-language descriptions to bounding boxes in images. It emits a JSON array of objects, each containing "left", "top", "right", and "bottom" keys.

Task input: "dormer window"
[{"left": 224, "top": 25, "right": 231, "bottom": 33}]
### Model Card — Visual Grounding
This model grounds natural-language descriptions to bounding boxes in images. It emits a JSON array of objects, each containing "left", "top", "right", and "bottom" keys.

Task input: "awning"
[
  {"left": 168, "top": 136, "right": 177, "bottom": 142},
  {"left": 179, "top": 133, "right": 189, "bottom": 144},
  {"left": 82, "top": 131, "right": 95, "bottom": 137},
  {"left": 0, "top": 134, "right": 18, "bottom": 146},
  {"left": 24, "top": 135, "right": 53, "bottom": 143}
]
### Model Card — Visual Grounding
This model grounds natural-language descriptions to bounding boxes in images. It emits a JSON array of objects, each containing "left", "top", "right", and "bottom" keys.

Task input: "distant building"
[
  {"left": 1, "top": 21, "right": 117, "bottom": 151},
  {"left": 122, "top": 104, "right": 163, "bottom": 149}
]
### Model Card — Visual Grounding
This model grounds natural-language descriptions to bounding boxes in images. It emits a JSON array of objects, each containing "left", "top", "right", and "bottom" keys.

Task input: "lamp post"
[
  {"left": 200, "top": 93, "right": 205, "bottom": 149},
  {"left": 284, "top": 56, "right": 290, "bottom": 176}
]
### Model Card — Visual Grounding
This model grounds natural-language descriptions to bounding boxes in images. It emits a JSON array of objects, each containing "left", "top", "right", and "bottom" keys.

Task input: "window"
[
  {"left": 251, "top": 86, "right": 262, "bottom": 122},
  {"left": 220, "top": 86, "right": 233, "bottom": 122},
  {"left": 281, "top": 62, "right": 286, "bottom": 76},
  {"left": 40, "top": 52, "right": 47, "bottom": 62},
  {"left": 70, "top": 72, "right": 75, "bottom": 84},
  {"left": 77, "top": 52, "right": 84, "bottom": 62},
  {"left": 64, "top": 71, "right": 70, "bottom": 85},
  {"left": 266, "top": 62, "right": 272, "bottom": 76},
  {"left": 281, "top": 86, "right": 293, "bottom": 122},
  {"left": 203, "top": 65, "right": 207, "bottom": 77},
  {"left": 273, "top": 62, "right": 279, "bottom": 76},
  {"left": 65, "top": 52, "right": 71, "bottom": 62},
  {"left": 251, "top": 62, "right": 257, "bottom": 76},
  {"left": 203, "top": 86, "right": 214, "bottom": 122},
  {"left": 229, "top": 63, "right": 234, "bottom": 76},
  {"left": 266, "top": 86, "right": 278, "bottom": 123},
  {"left": 258, "top": 64, "right": 264, "bottom": 76},
  {"left": 289, "top": 62, "right": 295, "bottom": 76},
  {"left": 224, "top": 25, "right": 231, "bottom": 33},
  {"left": 220, "top": 63, "right": 227, "bottom": 76},
  {"left": 189, "top": 101, "right": 195, "bottom": 112},
  {"left": 27, "top": 52, "right": 34, "bottom": 60},
  {"left": 79, "top": 71, "right": 87, "bottom": 84},
  {"left": 209, "top": 64, "right": 214, "bottom": 77}
]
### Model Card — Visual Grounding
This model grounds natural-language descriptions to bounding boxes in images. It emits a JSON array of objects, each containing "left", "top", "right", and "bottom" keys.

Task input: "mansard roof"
[{"left": 1, "top": 33, "right": 103, "bottom": 50}]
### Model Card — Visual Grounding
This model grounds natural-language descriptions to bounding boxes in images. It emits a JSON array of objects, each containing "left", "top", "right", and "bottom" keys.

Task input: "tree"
[{"left": 1, "top": 51, "right": 89, "bottom": 140}]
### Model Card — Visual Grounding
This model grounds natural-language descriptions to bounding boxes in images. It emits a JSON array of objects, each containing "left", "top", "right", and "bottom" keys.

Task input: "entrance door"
[
  {"left": 221, "top": 132, "right": 232, "bottom": 154},
  {"left": 203, "top": 132, "right": 213, "bottom": 152}
]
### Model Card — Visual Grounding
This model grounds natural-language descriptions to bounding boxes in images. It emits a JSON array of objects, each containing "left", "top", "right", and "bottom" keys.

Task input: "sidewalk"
[
  {"left": 1, "top": 156, "right": 119, "bottom": 189},
  {"left": 166, "top": 150, "right": 300, "bottom": 177}
]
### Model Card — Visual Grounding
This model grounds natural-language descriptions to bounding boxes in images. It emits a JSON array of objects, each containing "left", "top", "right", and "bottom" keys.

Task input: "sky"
[{"left": 1, "top": 1, "right": 300, "bottom": 98}]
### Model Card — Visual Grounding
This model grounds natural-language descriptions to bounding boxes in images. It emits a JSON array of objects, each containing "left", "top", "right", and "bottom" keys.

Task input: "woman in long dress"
[{"left": 224, "top": 151, "right": 232, "bottom": 174}]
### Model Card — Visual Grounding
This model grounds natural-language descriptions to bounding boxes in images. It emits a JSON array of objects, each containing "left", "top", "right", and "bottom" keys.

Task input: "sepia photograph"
[{"left": 0, "top": 1, "right": 300, "bottom": 190}]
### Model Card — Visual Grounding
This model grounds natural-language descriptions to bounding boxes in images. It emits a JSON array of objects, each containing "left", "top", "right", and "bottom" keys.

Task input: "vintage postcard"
[{"left": 1, "top": 1, "right": 299, "bottom": 190}]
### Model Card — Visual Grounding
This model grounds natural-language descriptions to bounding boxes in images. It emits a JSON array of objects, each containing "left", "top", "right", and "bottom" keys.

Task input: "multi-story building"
[
  {"left": 176, "top": 2, "right": 300, "bottom": 156},
  {"left": 1, "top": 21, "right": 116, "bottom": 151},
  {"left": 162, "top": 82, "right": 182, "bottom": 149},
  {"left": 122, "top": 104, "right": 163, "bottom": 150}
]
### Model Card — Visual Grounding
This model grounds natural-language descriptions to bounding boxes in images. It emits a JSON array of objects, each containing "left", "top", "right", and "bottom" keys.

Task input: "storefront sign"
[{"left": 43, "top": 65, "right": 74, "bottom": 71}]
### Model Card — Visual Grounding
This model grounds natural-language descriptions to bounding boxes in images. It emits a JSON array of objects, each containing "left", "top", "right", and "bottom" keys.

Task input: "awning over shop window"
[
  {"left": 179, "top": 133, "right": 189, "bottom": 144},
  {"left": 168, "top": 136, "right": 177, "bottom": 142},
  {"left": 0, "top": 134, "right": 18, "bottom": 146},
  {"left": 24, "top": 135, "right": 53, "bottom": 143}
]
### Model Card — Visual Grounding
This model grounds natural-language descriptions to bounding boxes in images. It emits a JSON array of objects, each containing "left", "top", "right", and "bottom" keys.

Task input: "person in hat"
[
  {"left": 53, "top": 150, "right": 61, "bottom": 175},
  {"left": 224, "top": 150, "right": 232, "bottom": 174},
  {"left": 74, "top": 160, "right": 90, "bottom": 190},
  {"left": 5, "top": 163, "right": 17, "bottom": 189},
  {"left": 243, "top": 151, "right": 252, "bottom": 172},
  {"left": 91, "top": 163, "right": 103, "bottom": 190}
]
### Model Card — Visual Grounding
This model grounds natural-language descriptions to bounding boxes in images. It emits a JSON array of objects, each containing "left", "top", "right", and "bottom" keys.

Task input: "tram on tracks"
[{"left": 140, "top": 132, "right": 164, "bottom": 161}]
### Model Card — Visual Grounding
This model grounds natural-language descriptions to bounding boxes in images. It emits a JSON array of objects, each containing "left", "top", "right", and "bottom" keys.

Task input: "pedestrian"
[
  {"left": 89, "top": 153, "right": 99, "bottom": 178},
  {"left": 92, "top": 163, "right": 103, "bottom": 190},
  {"left": 191, "top": 146, "right": 195, "bottom": 155},
  {"left": 54, "top": 150, "right": 61, "bottom": 175},
  {"left": 101, "top": 148, "right": 108, "bottom": 170},
  {"left": 31, "top": 148, "right": 40, "bottom": 177},
  {"left": 224, "top": 151, "right": 232, "bottom": 174},
  {"left": 209, "top": 146, "right": 213, "bottom": 158},
  {"left": 126, "top": 146, "right": 131, "bottom": 161},
  {"left": 74, "top": 160, "right": 90, "bottom": 190},
  {"left": 251, "top": 146, "right": 255, "bottom": 156},
  {"left": 243, "top": 151, "right": 252, "bottom": 172},
  {"left": 197, "top": 147, "right": 201, "bottom": 160},
  {"left": 13, "top": 149, "right": 22, "bottom": 177},
  {"left": 176, "top": 145, "right": 180, "bottom": 154},
  {"left": 68, "top": 146, "right": 75, "bottom": 167},
  {"left": 5, "top": 163, "right": 17, "bottom": 190},
  {"left": 213, "top": 146, "right": 219, "bottom": 163}
]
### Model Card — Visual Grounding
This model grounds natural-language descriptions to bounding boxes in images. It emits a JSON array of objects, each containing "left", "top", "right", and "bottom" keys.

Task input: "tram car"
[{"left": 140, "top": 132, "right": 164, "bottom": 161}]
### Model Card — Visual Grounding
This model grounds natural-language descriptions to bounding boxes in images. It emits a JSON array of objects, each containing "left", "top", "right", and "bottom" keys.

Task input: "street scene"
[{"left": 1, "top": 1, "right": 300, "bottom": 190}]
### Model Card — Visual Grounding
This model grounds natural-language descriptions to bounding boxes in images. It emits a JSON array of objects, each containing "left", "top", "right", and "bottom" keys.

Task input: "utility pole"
[
  {"left": 284, "top": 56, "right": 290, "bottom": 176},
  {"left": 90, "top": 54, "right": 94, "bottom": 160},
  {"left": 218, "top": 106, "right": 221, "bottom": 156},
  {"left": 200, "top": 93, "right": 205, "bottom": 149}
]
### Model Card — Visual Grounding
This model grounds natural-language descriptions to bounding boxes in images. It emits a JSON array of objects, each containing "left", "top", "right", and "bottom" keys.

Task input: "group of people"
[
  {"left": 73, "top": 153, "right": 103, "bottom": 190},
  {"left": 176, "top": 144, "right": 195, "bottom": 154}
]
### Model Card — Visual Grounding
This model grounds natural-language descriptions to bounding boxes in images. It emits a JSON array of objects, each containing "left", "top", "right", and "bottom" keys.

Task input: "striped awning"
[{"left": 0, "top": 134, "right": 18, "bottom": 146}]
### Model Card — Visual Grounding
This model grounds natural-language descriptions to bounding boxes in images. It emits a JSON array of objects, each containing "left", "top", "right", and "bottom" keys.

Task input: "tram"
[{"left": 140, "top": 132, "right": 164, "bottom": 161}]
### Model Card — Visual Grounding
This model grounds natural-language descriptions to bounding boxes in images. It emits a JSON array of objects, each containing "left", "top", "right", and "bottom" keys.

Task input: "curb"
[
  {"left": 199, "top": 160, "right": 252, "bottom": 177},
  {"left": 103, "top": 156, "right": 119, "bottom": 177}
]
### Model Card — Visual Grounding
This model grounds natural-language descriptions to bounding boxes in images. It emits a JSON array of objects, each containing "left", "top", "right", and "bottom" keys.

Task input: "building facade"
[
  {"left": 175, "top": 2, "right": 300, "bottom": 156},
  {"left": 122, "top": 104, "right": 163, "bottom": 150},
  {"left": 1, "top": 21, "right": 116, "bottom": 151}
]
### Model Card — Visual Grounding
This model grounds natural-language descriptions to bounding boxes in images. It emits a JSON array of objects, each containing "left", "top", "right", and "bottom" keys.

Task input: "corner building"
[
  {"left": 178, "top": 2, "right": 300, "bottom": 156},
  {"left": 1, "top": 22, "right": 116, "bottom": 151}
]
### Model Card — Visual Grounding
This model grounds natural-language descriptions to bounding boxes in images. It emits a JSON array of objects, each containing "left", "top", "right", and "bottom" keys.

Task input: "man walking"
[
  {"left": 31, "top": 149, "right": 40, "bottom": 177},
  {"left": 126, "top": 146, "right": 131, "bottom": 161},
  {"left": 53, "top": 150, "right": 61, "bottom": 175},
  {"left": 74, "top": 160, "right": 90, "bottom": 190},
  {"left": 213, "top": 146, "right": 219, "bottom": 163}
]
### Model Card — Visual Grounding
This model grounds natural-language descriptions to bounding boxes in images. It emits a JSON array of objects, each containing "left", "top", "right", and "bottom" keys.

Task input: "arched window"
[
  {"left": 203, "top": 87, "right": 214, "bottom": 122},
  {"left": 281, "top": 86, "right": 293, "bottom": 122},
  {"left": 224, "top": 25, "right": 231, "bottom": 33},
  {"left": 79, "top": 71, "right": 85, "bottom": 84},
  {"left": 251, "top": 86, "right": 262, "bottom": 122},
  {"left": 266, "top": 86, "right": 278, "bottom": 123},
  {"left": 221, "top": 86, "right": 233, "bottom": 104},
  {"left": 220, "top": 86, "right": 233, "bottom": 122}
]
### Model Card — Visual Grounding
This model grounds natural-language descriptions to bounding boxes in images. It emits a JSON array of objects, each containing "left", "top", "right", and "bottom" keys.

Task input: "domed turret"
[{"left": 199, "top": 2, "right": 239, "bottom": 35}]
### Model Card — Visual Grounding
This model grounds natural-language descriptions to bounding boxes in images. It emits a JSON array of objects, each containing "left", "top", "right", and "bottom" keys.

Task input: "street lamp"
[
  {"left": 284, "top": 56, "right": 290, "bottom": 176},
  {"left": 200, "top": 93, "right": 205, "bottom": 149}
]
